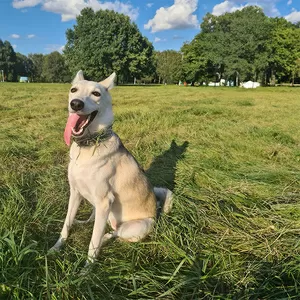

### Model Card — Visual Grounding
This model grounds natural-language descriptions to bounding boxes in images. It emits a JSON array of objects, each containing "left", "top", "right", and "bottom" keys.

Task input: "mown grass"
[{"left": 1, "top": 83, "right": 300, "bottom": 299}]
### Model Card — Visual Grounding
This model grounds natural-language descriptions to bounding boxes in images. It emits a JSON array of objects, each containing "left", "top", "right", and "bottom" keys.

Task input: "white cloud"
[
  {"left": 287, "top": 0, "right": 292, "bottom": 5},
  {"left": 212, "top": 1, "right": 280, "bottom": 17},
  {"left": 144, "top": 0, "right": 199, "bottom": 33},
  {"left": 13, "top": 0, "right": 42, "bottom": 9},
  {"left": 27, "top": 34, "right": 35, "bottom": 38},
  {"left": 173, "top": 34, "right": 184, "bottom": 39},
  {"left": 12, "top": 44, "right": 17, "bottom": 49},
  {"left": 154, "top": 37, "right": 166, "bottom": 42},
  {"left": 212, "top": 1, "right": 245, "bottom": 16},
  {"left": 45, "top": 44, "right": 65, "bottom": 53},
  {"left": 11, "top": 34, "right": 20, "bottom": 39},
  {"left": 285, "top": 10, "right": 300, "bottom": 23},
  {"left": 146, "top": 3, "right": 153, "bottom": 8},
  {"left": 12, "top": 0, "right": 139, "bottom": 21}
]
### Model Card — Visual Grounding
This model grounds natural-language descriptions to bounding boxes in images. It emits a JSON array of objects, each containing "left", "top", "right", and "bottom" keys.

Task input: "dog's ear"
[
  {"left": 99, "top": 72, "right": 116, "bottom": 90},
  {"left": 72, "top": 70, "right": 84, "bottom": 84}
]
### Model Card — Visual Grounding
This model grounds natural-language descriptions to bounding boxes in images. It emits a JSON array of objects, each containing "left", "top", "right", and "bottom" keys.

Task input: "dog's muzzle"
[{"left": 70, "top": 99, "right": 84, "bottom": 111}]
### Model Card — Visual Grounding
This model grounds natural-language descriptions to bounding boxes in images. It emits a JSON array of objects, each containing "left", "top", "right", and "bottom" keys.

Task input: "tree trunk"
[{"left": 270, "top": 68, "right": 276, "bottom": 86}]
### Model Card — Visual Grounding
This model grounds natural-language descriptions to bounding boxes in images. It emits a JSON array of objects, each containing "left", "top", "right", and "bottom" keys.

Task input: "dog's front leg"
[
  {"left": 50, "top": 188, "right": 82, "bottom": 251},
  {"left": 86, "top": 193, "right": 114, "bottom": 264}
]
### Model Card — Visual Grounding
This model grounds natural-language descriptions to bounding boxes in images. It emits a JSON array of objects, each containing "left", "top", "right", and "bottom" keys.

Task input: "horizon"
[{"left": 0, "top": 0, "right": 300, "bottom": 56}]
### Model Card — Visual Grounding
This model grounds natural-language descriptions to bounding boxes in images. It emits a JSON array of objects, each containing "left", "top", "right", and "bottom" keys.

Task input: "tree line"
[
  {"left": 0, "top": 40, "right": 71, "bottom": 83},
  {"left": 182, "top": 6, "right": 300, "bottom": 86},
  {"left": 1, "top": 6, "right": 300, "bottom": 85}
]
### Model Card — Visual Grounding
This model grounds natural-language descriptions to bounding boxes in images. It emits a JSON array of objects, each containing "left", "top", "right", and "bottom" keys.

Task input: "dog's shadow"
[{"left": 145, "top": 140, "right": 189, "bottom": 191}]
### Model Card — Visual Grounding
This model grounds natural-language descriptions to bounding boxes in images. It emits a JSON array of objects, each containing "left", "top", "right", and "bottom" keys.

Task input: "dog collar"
[{"left": 72, "top": 125, "right": 113, "bottom": 147}]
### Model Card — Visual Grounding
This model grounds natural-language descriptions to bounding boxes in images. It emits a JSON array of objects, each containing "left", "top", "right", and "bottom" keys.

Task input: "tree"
[
  {"left": 28, "top": 53, "right": 45, "bottom": 82},
  {"left": 155, "top": 50, "right": 183, "bottom": 84},
  {"left": 182, "top": 6, "right": 273, "bottom": 85},
  {"left": 15, "top": 52, "right": 34, "bottom": 80},
  {"left": 292, "top": 58, "right": 300, "bottom": 85},
  {"left": 64, "top": 8, "right": 154, "bottom": 83},
  {"left": 42, "top": 51, "right": 71, "bottom": 83},
  {"left": 267, "top": 19, "right": 300, "bottom": 84},
  {"left": 224, "top": 7, "right": 272, "bottom": 83},
  {"left": 0, "top": 40, "right": 17, "bottom": 81}
]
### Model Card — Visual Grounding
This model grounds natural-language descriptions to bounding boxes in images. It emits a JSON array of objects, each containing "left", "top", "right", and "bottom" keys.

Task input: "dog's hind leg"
[
  {"left": 114, "top": 218, "right": 155, "bottom": 242},
  {"left": 50, "top": 188, "right": 82, "bottom": 252},
  {"left": 154, "top": 187, "right": 173, "bottom": 216}
]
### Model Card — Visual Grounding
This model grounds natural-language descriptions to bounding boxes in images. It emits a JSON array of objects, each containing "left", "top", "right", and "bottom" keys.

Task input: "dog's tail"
[{"left": 154, "top": 187, "right": 173, "bottom": 215}]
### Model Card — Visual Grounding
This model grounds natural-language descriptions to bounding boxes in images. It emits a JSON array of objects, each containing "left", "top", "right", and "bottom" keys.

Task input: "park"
[
  {"left": 1, "top": 3, "right": 300, "bottom": 299},
  {"left": 1, "top": 83, "right": 300, "bottom": 298}
]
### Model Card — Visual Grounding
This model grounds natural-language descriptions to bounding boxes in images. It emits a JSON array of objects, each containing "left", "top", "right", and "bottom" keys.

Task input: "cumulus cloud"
[
  {"left": 13, "top": 0, "right": 42, "bottom": 8},
  {"left": 154, "top": 37, "right": 166, "bottom": 43},
  {"left": 212, "top": 0, "right": 280, "bottom": 17},
  {"left": 45, "top": 44, "right": 65, "bottom": 53},
  {"left": 11, "top": 34, "right": 20, "bottom": 38},
  {"left": 27, "top": 34, "right": 35, "bottom": 38},
  {"left": 212, "top": 1, "right": 245, "bottom": 16},
  {"left": 285, "top": 9, "right": 300, "bottom": 23},
  {"left": 287, "top": 0, "right": 292, "bottom": 5},
  {"left": 146, "top": 3, "right": 153, "bottom": 8},
  {"left": 12, "top": 0, "right": 139, "bottom": 21},
  {"left": 144, "top": 0, "right": 199, "bottom": 33}
]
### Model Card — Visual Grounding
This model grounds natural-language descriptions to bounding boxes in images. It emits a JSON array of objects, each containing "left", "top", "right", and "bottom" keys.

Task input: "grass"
[{"left": 1, "top": 83, "right": 300, "bottom": 299}]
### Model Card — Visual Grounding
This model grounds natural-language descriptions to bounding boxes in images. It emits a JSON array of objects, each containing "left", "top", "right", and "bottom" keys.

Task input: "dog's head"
[{"left": 64, "top": 70, "right": 116, "bottom": 146}]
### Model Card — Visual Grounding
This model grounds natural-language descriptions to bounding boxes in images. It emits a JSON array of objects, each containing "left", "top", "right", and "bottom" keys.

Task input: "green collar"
[{"left": 72, "top": 125, "right": 113, "bottom": 147}]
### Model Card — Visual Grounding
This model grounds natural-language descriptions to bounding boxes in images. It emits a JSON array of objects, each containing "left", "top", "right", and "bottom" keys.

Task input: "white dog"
[{"left": 50, "top": 71, "right": 173, "bottom": 264}]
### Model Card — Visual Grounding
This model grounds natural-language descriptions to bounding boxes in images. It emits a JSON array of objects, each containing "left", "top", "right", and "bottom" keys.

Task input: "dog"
[{"left": 50, "top": 71, "right": 173, "bottom": 264}]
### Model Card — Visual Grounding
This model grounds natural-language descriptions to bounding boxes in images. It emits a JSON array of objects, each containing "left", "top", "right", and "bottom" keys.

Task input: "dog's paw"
[
  {"left": 47, "top": 246, "right": 60, "bottom": 256},
  {"left": 78, "top": 258, "right": 95, "bottom": 276},
  {"left": 48, "top": 237, "right": 65, "bottom": 254}
]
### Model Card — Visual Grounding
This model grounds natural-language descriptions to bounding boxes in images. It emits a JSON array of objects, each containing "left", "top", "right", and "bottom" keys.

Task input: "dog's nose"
[{"left": 70, "top": 99, "right": 84, "bottom": 111}]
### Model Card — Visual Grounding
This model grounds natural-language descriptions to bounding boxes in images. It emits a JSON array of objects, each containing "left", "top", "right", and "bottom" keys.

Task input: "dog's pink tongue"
[{"left": 64, "top": 113, "right": 81, "bottom": 146}]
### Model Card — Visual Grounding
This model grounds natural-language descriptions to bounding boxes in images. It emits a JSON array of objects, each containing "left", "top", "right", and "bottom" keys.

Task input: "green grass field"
[{"left": 1, "top": 83, "right": 300, "bottom": 299}]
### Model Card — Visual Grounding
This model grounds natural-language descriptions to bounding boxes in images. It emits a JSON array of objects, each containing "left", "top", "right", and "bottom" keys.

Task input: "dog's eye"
[
  {"left": 70, "top": 88, "right": 77, "bottom": 93},
  {"left": 92, "top": 91, "right": 101, "bottom": 97}
]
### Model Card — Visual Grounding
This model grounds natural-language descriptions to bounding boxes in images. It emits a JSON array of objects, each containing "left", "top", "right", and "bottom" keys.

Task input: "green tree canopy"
[
  {"left": 267, "top": 18, "right": 300, "bottom": 84},
  {"left": 155, "top": 50, "right": 183, "bottom": 84},
  {"left": 64, "top": 8, "right": 154, "bottom": 83},
  {"left": 182, "top": 6, "right": 300, "bottom": 85},
  {"left": 42, "top": 51, "right": 71, "bottom": 83},
  {"left": 15, "top": 52, "right": 34, "bottom": 80},
  {"left": 28, "top": 53, "right": 45, "bottom": 82},
  {"left": 0, "top": 39, "right": 17, "bottom": 81}
]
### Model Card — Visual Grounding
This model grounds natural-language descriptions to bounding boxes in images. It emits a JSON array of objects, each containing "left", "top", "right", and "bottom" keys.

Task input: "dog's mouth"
[
  {"left": 72, "top": 110, "right": 98, "bottom": 136},
  {"left": 64, "top": 110, "right": 98, "bottom": 146}
]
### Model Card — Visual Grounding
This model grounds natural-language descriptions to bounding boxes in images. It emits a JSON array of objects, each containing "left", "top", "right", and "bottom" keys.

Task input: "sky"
[{"left": 0, "top": 0, "right": 300, "bottom": 56}]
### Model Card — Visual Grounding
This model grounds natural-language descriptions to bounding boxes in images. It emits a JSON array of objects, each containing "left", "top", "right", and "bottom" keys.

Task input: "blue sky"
[{"left": 1, "top": 0, "right": 300, "bottom": 55}]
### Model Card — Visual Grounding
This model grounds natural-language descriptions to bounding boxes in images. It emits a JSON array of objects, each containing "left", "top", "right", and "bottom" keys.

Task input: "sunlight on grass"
[{"left": 1, "top": 83, "right": 300, "bottom": 298}]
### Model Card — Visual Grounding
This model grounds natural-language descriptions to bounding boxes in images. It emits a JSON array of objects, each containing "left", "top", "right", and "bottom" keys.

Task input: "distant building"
[{"left": 20, "top": 76, "right": 29, "bottom": 83}]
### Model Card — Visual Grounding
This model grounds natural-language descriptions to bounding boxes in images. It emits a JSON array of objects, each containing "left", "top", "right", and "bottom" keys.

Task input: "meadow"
[{"left": 1, "top": 83, "right": 300, "bottom": 299}]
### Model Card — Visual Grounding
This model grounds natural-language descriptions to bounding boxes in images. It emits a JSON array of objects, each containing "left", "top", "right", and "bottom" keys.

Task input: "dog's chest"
[{"left": 68, "top": 144, "right": 115, "bottom": 201}]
